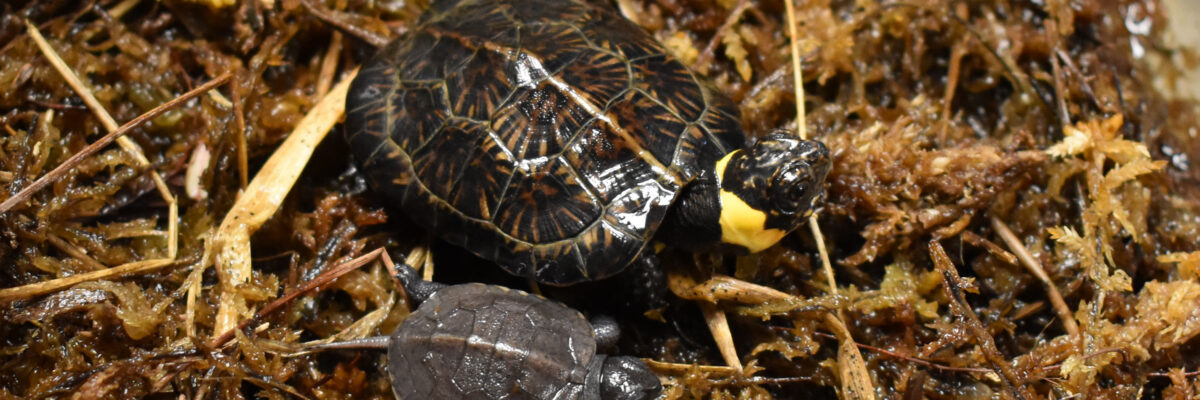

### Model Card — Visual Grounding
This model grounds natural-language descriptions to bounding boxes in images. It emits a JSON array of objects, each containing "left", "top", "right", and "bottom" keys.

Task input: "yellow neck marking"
[{"left": 714, "top": 151, "right": 787, "bottom": 253}]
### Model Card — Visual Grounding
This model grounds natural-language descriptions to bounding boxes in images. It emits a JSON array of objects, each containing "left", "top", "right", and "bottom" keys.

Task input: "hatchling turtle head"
[
  {"left": 713, "top": 131, "right": 831, "bottom": 253},
  {"left": 592, "top": 355, "right": 662, "bottom": 400}
]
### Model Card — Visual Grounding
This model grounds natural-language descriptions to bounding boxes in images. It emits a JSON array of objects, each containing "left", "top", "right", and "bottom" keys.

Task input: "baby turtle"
[
  {"left": 315, "top": 264, "right": 662, "bottom": 400},
  {"left": 344, "top": 0, "right": 832, "bottom": 285}
]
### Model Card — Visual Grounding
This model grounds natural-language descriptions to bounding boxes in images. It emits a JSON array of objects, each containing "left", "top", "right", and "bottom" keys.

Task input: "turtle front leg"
[
  {"left": 610, "top": 249, "right": 670, "bottom": 314},
  {"left": 389, "top": 251, "right": 447, "bottom": 306}
]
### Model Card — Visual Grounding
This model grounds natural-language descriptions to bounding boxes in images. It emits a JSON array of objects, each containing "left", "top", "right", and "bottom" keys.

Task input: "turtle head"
[
  {"left": 714, "top": 131, "right": 830, "bottom": 253},
  {"left": 599, "top": 356, "right": 662, "bottom": 400}
]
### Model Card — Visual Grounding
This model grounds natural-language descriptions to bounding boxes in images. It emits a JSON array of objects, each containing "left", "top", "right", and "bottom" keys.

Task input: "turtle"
[
  {"left": 309, "top": 263, "right": 662, "bottom": 400},
  {"left": 343, "top": 0, "right": 832, "bottom": 285}
]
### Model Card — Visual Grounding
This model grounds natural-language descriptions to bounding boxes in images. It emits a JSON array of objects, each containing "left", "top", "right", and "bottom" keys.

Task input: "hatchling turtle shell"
[
  {"left": 387, "top": 283, "right": 599, "bottom": 399},
  {"left": 345, "top": 0, "right": 746, "bottom": 284}
]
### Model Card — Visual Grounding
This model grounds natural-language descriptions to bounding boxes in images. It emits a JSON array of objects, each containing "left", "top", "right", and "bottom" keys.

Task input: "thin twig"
[
  {"left": 961, "top": 230, "right": 1018, "bottom": 265},
  {"left": 299, "top": 0, "right": 390, "bottom": 48},
  {"left": 27, "top": 16, "right": 185, "bottom": 267},
  {"left": 809, "top": 331, "right": 995, "bottom": 374},
  {"left": 939, "top": 3, "right": 969, "bottom": 143},
  {"left": 942, "top": 9, "right": 1046, "bottom": 110},
  {"left": 0, "top": 72, "right": 233, "bottom": 213},
  {"left": 1148, "top": 369, "right": 1200, "bottom": 378},
  {"left": 381, "top": 250, "right": 404, "bottom": 292},
  {"left": 930, "top": 241, "right": 1034, "bottom": 400},
  {"left": 1046, "top": 19, "right": 1072, "bottom": 129},
  {"left": 209, "top": 248, "right": 384, "bottom": 349},
  {"left": 1055, "top": 49, "right": 1105, "bottom": 113},
  {"left": 231, "top": 80, "right": 249, "bottom": 189},
  {"left": 990, "top": 216, "right": 1080, "bottom": 339}
]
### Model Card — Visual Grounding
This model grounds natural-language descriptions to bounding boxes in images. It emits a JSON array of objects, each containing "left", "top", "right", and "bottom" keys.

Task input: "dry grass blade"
[
  {"left": 645, "top": 359, "right": 741, "bottom": 375},
  {"left": 45, "top": 233, "right": 106, "bottom": 272},
  {"left": 990, "top": 216, "right": 1081, "bottom": 339},
  {"left": 783, "top": 1, "right": 872, "bottom": 396},
  {"left": 784, "top": 0, "right": 807, "bottom": 141},
  {"left": 688, "top": 274, "right": 792, "bottom": 304},
  {"left": 0, "top": 258, "right": 172, "bottom": 301},
  {"left": 678, "top": 273, "right": 873, "bottom": 392},
  {"left": 22, "top": 19, "right": 172, "bottom": 202},
  {"left": 202, "top": 70, "right": 356, "bottom": 339},
  {"left": 809, "top": 215, "right": 837, "bottom": 295},
  {"left": 401, "top": 243, "right": 435, "bottom": 282},
  {"left": 700, "top": 301, "right": 745, "bottom": 371},
  {"left": 316, "top": 31, "right": 343, "bottom": 100},
  {"left": 823, "top": 314, "right": 875, "bottom": 400}
]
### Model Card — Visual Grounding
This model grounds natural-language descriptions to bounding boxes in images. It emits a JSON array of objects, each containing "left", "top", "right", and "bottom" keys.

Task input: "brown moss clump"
[{"left": 1, "top": 0, "right": 1199, "bottom": 398}]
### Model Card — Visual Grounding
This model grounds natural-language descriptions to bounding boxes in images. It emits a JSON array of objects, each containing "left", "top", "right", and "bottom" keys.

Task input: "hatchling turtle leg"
[
  {"left": 590, "top": 315, "right": 621, "bottom": 351},
  {"left": 389, "top": 254, "right": 447, "bottom": 305},
  {"left": 610, "top": 250, "right": 671, "bottom": 314}
]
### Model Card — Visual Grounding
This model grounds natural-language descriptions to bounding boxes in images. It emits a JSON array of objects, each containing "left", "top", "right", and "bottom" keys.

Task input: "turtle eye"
[{"left": 770, "top": 161, "right": 813, "bottom": 214}]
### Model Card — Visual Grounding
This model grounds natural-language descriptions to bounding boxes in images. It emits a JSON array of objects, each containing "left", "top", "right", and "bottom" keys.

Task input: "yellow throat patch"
[{"left": 714, "top": 151, "right": 788, "bottom": 253}]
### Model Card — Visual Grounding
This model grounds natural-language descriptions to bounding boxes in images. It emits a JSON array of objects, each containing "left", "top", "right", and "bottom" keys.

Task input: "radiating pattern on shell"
[
  {"left": 388, "top": 284, "right": 596, "bottom": 399},
  {"left": 345, "top": 0, "right": 746, "bottom": 284}
]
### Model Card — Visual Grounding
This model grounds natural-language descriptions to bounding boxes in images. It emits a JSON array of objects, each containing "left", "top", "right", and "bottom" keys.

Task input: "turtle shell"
[
  {"left": 345, "top": 0, "right": 746, "bottom": 284},
  {"left": 388, "top": 283, "right": 597, "bottom": 399}
]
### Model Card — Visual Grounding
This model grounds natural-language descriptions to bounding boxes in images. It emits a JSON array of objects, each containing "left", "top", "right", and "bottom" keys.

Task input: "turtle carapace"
[
  {"left": 390, "top": 264, "right": 662, "bottom": 399},
  {"left": 344, "top": 0, "right": 832, "bottom": 285}
]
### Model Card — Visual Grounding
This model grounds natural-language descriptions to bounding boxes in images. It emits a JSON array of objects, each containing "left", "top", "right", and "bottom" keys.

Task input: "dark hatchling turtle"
[
  {"left": 313, "top": 264, "right": 662, "bottom": 400},
  {"left": 344, "top": 0, "right": 832, "bottom": 285}
]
